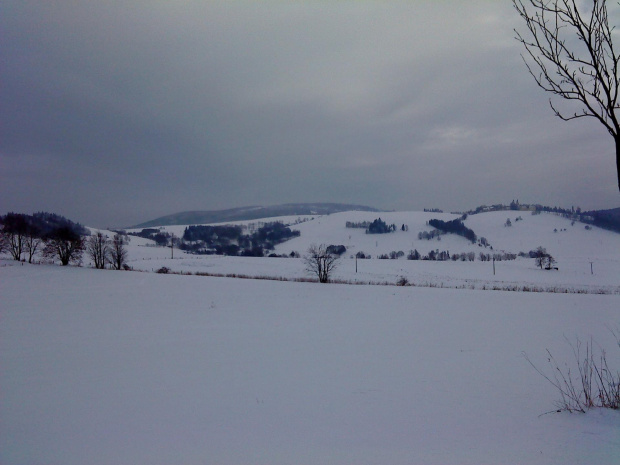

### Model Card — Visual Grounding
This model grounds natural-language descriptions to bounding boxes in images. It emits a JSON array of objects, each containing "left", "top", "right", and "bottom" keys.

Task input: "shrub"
[
  {"left": 524, "top": 332, "right": 620, "bottom": 413},
  {"left": 326, "top": 245, "right": 347, "bottom": 256}
]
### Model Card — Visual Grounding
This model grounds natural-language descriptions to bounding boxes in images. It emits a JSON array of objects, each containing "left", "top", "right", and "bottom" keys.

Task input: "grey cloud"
[{"left": 1, "top": 0, "right": 617, "bottom": 227}]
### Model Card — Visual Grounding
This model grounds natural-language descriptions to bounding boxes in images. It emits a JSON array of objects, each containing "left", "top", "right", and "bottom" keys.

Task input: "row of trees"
[
  {"left": 345, "top": 221, "right": 371, "bottom": 229},
  {"left": 85, "top": 232, "right": 129, "bottom": 269},
  {"left": 303, "top": 243, "right": 551, "bottom": 284},
  {"left": 178, "top": 222, "right": 300, "bottom": 256},
  {"left": 418, "top": 230, "right": 444, "bottom": 241},
  {"left": 1, "top": 212, "right": 128, "bottom": 268},
  {"left": 0, "top": 212, "right": 89, "bottom": 263},
  {"left": 128, "top": 228, "right": 172, "bottom": 246}
]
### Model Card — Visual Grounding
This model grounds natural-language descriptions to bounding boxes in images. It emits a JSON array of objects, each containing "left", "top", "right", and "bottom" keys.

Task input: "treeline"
[
  {"left": 347, "top": 218, "right": 407, "bottom": 234},
  {"left": 581, "top": 208, "right": 620, "bottom": 234},
  {"left": 128, "top": 228, "right": 173, "bottom": 246},
  {"left": 346, "top": 218, "right": 396, "bottom": 233},
  {"left": 0, "top": 211, "right": 129, "bottom": 268},
  {"left": 467, "top": 200, "right": 578, "bottom": 215},
  {"left": 183, "top": 225, "right": 242, "bottom": 243},
  {"left": 0, "top": 212, "right": 88, "bottom": 263},
  {"left": 346, "top": 221, "right": 371, "bottom": 229},
  {"left": 371, "top": 249, "right": 518, "bottom": 262},
  {"left": 428, "top": 218, "right": 477, "bottom": 243},
  {"left": 1, "top": 212, "right": 88, "bottom": 238},
  {"left": 418, "top": 230, "right": 444, "bottom": 240},
  {"left": 179, "top": 222, "right": 300, "bottom": 256}
]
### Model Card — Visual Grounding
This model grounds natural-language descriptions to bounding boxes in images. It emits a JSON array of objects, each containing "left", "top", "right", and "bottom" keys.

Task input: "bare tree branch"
[{"left": 514, "top": 0, "right": 620, "bottom": 192}]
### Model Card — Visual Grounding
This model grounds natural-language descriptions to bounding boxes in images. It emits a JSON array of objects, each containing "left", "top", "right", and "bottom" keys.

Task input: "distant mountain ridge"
[{"left": 133, "top": 203, "right": 381, "bottom": 228}]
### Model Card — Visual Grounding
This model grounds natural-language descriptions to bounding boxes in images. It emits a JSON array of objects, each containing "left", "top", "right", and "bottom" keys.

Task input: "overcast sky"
[{"left": 1, "top": 1, "right": 619, "bottom": 228}]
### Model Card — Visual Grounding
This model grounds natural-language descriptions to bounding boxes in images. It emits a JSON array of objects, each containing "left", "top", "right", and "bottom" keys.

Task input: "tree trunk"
[{"left": 616, "top": 135, "right": 620, "bottom": 193}]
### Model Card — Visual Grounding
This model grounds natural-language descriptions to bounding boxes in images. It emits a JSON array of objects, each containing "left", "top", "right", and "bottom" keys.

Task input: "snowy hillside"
[
  {"left": 2, "top": 209, "right": 620, "bottom": 464},
  {"left": 122, "top": 210, "right": 620, "bottom": 294}
]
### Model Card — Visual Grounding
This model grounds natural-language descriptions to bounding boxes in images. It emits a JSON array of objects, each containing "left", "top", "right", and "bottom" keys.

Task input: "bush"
[
  {"left": 326, "top": 245, "right": 346, "bottom": 256},
  {"left": 524, "top": 332, "right": 620, "bottom": 412}
]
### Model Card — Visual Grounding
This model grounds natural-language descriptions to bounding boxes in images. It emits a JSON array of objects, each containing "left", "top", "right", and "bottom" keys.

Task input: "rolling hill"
[
  {"left": 2, "top": 208, "right": 620, "bottom": 464},
  {"left": 121, "top": 209, "right": 620, "bottom": 294},
  {"left": 133, "top": 203, "right": 381, "bottom": 228}
]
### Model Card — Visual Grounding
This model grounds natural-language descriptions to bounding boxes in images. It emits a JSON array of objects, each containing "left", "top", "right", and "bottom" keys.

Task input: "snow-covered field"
[
  {"left": 124, "top": 210, "right": 620, "bottom": 294},
  {"left": 1, "top": 210, "right": 620, "bottom": 464}
]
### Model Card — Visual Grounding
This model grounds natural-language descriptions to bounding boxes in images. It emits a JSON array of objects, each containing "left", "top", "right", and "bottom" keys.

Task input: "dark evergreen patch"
[{"left": 428, "top": 218, "right": 477, "bottom": 243}]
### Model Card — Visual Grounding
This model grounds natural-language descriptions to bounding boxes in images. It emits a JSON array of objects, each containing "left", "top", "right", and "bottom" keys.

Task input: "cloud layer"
[{"left": 1, "top": 1, "right": 617, "bottom": 227}]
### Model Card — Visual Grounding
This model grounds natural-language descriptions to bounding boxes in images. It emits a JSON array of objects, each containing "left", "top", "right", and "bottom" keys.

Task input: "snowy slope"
[
  {"left": 1, "top": 262, "right": 619, "bottom": 465},
  {"left": 464, "top": 210, "right": 620, "bottom": 260},
  {"left": 118, "top": 210, "right": 620, "bottom": 293},
  {"left": 139, "top": 209, "right": 620, "bottom": 261}
]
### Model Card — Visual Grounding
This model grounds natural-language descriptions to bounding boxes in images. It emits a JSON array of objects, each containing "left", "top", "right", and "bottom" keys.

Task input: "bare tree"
[
  {"left": 108, "top": 233, "right": 128, "bottom": 270},
  {"left": 42, "top": 227, "right": 85, "bottom": 266},
  {"left": 533, "top": 246, "right": 549, "bottom": 269},
  {"left": 545, "top": 254, "right": 558, "bottom": 269},
  {"left": 304, "top": 243, "right": 339, "bottom": 283},
  {"left": 1, "top": 229, "right": 24, "bottom": 261},
  {"left": 1, "top": 213, "right": 28, "bottom": 261},
  {"left": 87, "top": 231, "right": 110, "bottom": 269},
  {"left": 24, "top": 224, "right": 43, "bottom": 264},
  {"left": 513, "top": 0, "right": 620, "bottom": 191}
]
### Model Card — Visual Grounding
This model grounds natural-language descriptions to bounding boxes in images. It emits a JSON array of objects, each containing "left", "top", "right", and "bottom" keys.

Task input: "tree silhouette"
[
  {"left": 109, "top": 233, "right": 128, "bottom": 270},
  {"left": 87, "top": 231, "right": 110, "bottom": 269},
  {"left": 42, "top": 227, "right": 84, "bottom": 266},
  {"left": 513, "top": 0, "right": 620, "bottom": 191},
  {"left": 304, "top": 244, "right": 339, "bottom": 283}
]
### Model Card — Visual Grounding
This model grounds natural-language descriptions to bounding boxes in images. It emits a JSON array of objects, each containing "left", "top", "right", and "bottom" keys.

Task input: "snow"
[
  {"left": 121, "top": 211, "right": 620, "bottom": 293},
  {"left": 2, "top": 210, "right": 620, "bottom": 464}
]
